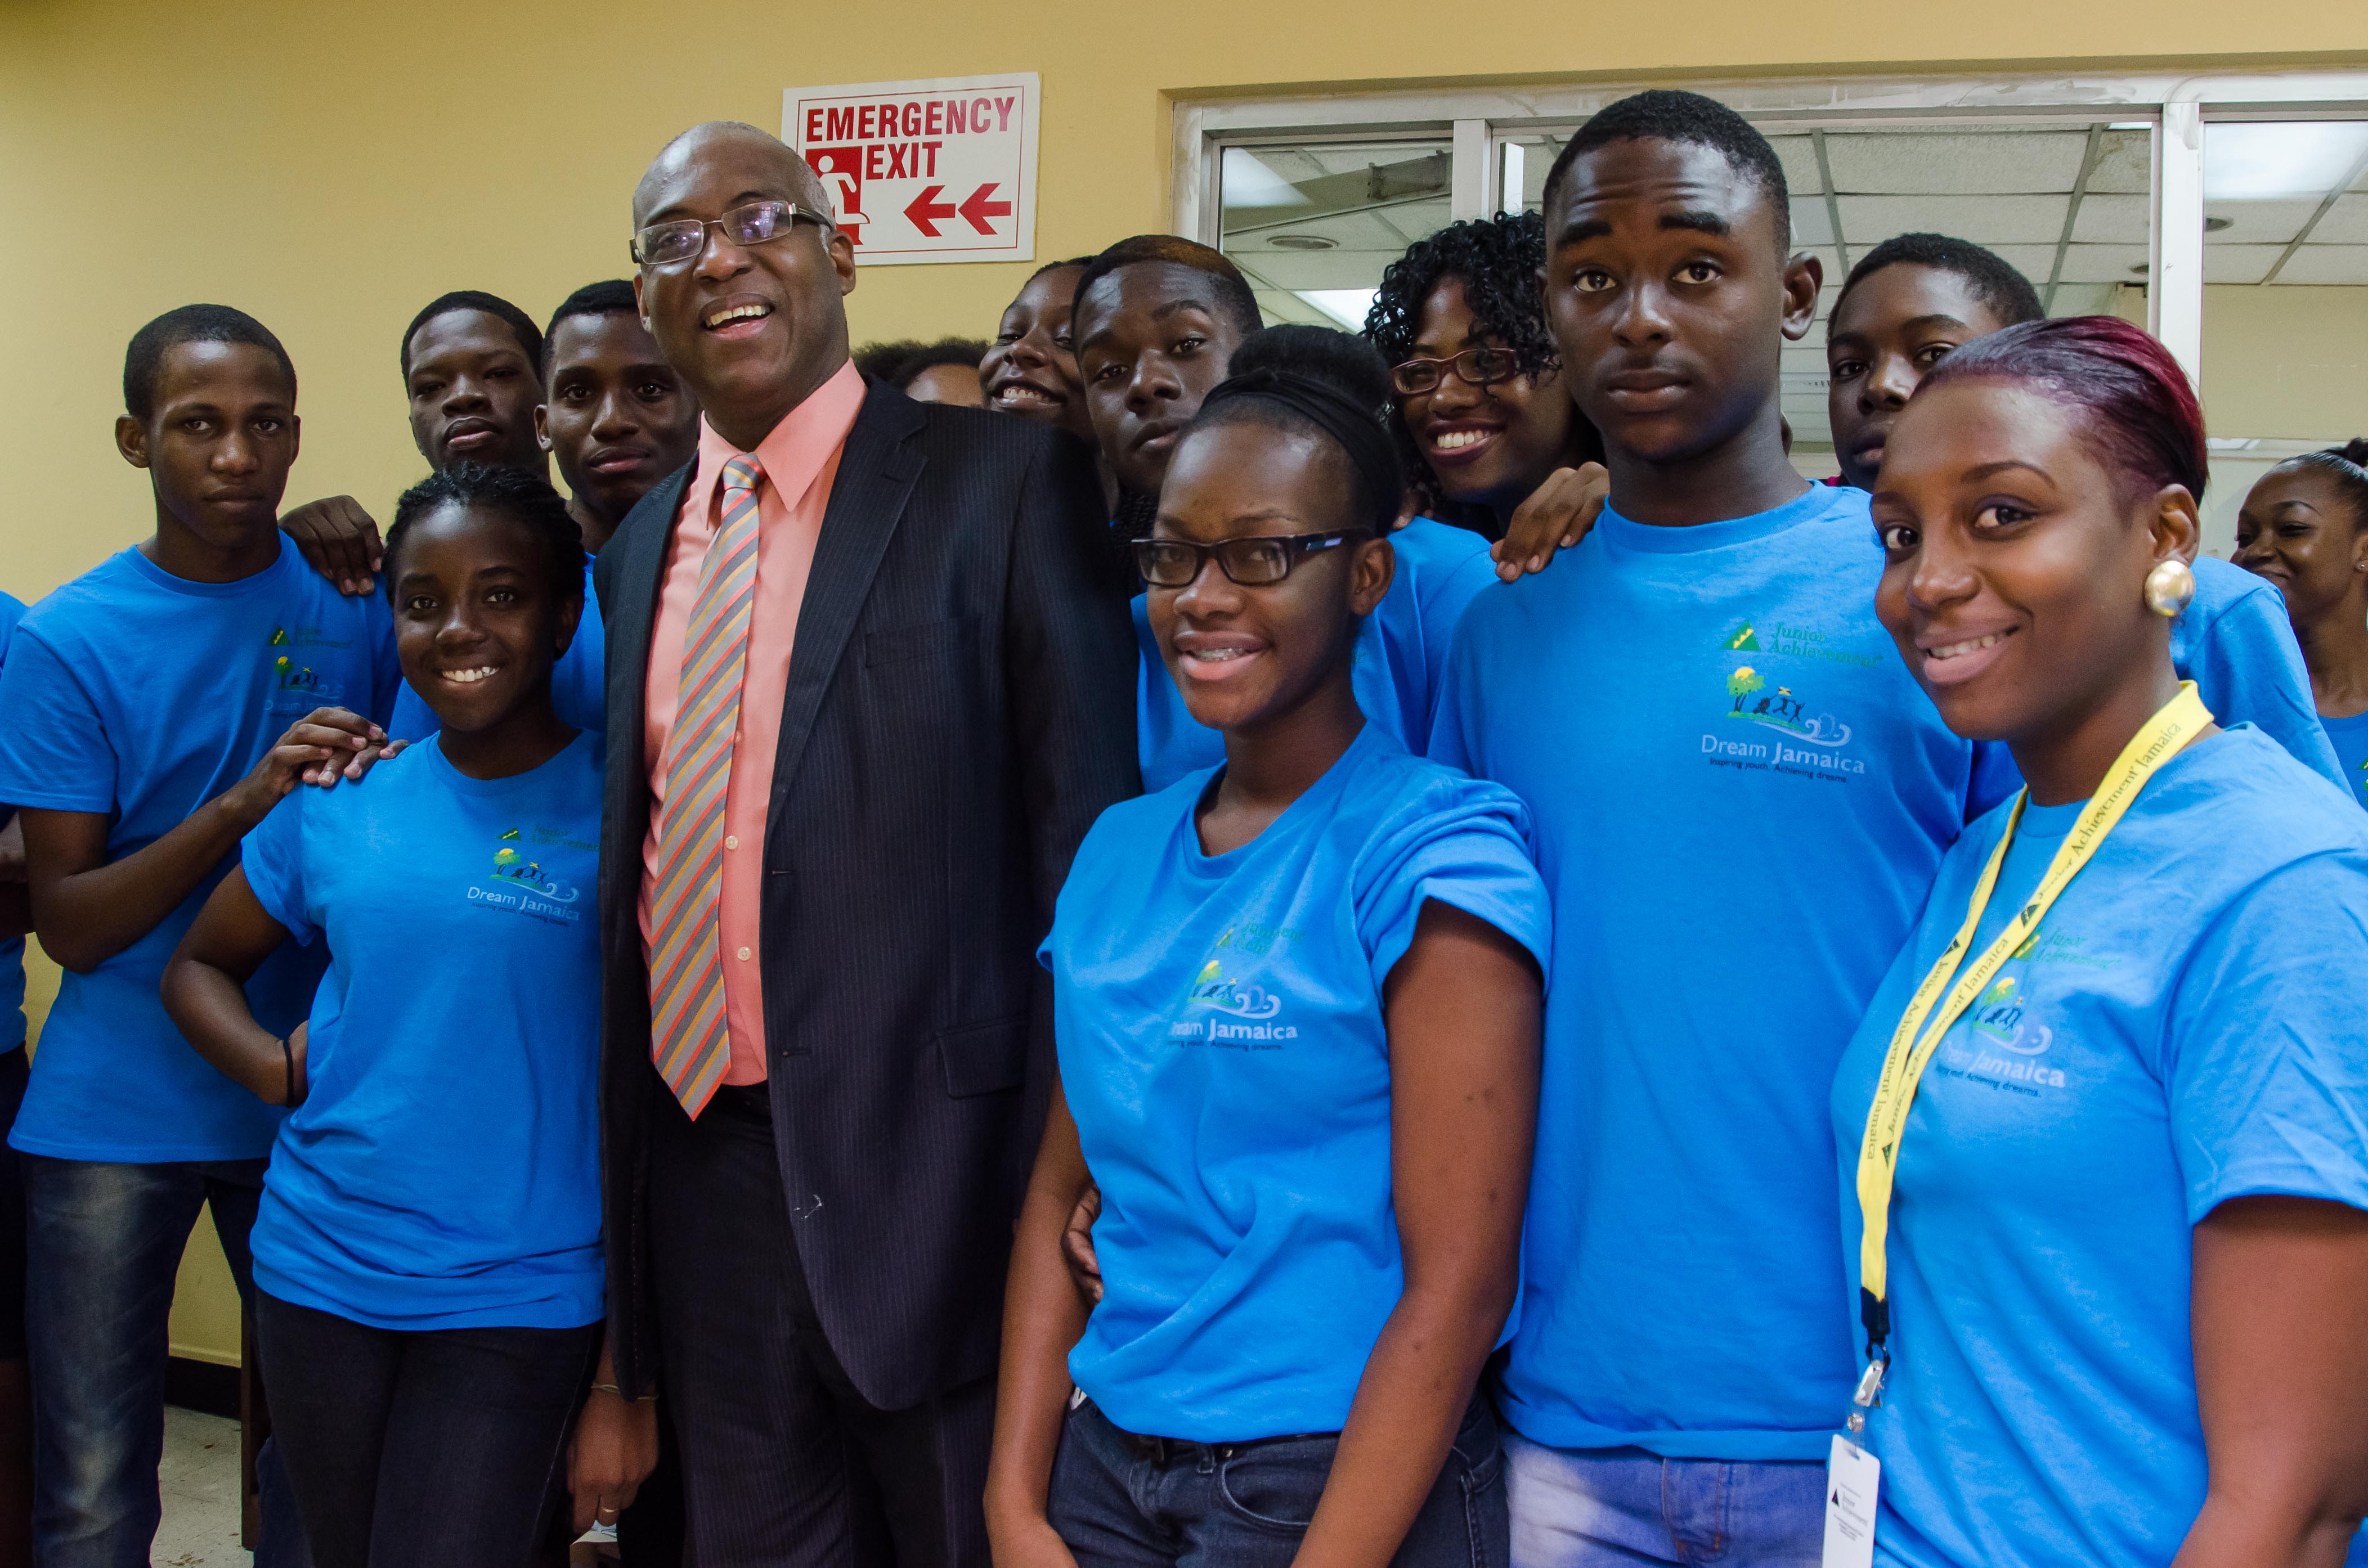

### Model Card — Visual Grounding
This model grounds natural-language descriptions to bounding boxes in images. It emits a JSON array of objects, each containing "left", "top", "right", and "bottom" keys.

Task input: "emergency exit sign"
[{"left": 784, "top": 72, "right": 1039, "bottom": 266}]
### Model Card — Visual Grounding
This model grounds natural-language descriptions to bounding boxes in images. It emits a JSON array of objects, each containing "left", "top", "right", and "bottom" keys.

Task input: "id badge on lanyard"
[
  {"left": 1822, "top": 682, "right": 2213, "bottom": 1568},
  {"left": 1822, "top": 1434, "right": 1881, "bottom": 1568}
]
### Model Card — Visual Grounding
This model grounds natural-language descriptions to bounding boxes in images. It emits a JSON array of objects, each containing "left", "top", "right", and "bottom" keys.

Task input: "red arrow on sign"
[
  {"left": 959, "top": 182, "right": 1013, "bottom": 235},
  {"left": 903, "top": 185, "right": 958, "bottom": 237}
]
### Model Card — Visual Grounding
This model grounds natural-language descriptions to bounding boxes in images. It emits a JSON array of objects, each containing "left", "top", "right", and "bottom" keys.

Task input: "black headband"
[{"left": 1198, "top": 366, "right": 1403, "bottom": 531}]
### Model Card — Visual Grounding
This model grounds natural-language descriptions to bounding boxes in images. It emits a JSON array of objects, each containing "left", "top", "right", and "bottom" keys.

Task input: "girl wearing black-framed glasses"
[{"left": 992, "top": 326, "right": 1547, "bottom": 1568}]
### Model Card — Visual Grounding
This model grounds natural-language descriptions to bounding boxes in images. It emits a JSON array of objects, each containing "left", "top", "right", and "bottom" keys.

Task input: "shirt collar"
[{"left": 692, "top": 357, "right": 866, "bottom": 485}]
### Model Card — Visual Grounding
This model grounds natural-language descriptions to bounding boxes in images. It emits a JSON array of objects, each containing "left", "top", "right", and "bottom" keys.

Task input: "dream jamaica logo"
[
  {"left": 1722, "top": 665, "right": 1852, "bottom": 747},
  {"left": 1701, "top": 663, "right": 1865, "bottom": 778},
  {"left": 1165, "top": 936, "right": 1300, "bottom": 1049},
  {"left": 468, "top": 827, "right": 582, "bottom": 922}
]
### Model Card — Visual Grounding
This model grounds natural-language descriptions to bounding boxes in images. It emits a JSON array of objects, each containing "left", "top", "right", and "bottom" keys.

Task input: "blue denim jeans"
[
  {"left": 20, "top": 1155, "right": 307, "bottom": 1568},
  {"left": 1048, "top": 1395, "right": 1508, "bottom": 1567},
  {"left": 1505, "top": 1434, "right": 1824, "bottom": 1568}
]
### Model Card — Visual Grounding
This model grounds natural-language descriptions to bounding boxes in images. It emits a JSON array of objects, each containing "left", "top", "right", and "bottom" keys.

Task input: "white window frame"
[{"left": 1173, "top": 69, "right": 2368, "bottom": 387}]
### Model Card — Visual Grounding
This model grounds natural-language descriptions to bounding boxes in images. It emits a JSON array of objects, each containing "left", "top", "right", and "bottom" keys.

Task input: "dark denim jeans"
[
  {"left": 254, "top": 1290, "right": 597, "bottom": 1568},
  {"left": 1049, "top": 1395, "right": 1508, "bottom": 1567},
  {"left": 19, "top": 1154, "right": 307, "bottom": 1568}
]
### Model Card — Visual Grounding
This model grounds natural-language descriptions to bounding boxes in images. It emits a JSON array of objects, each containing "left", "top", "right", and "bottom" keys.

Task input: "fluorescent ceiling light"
[
  {"left": 2204, "top": 122, "right": 2368, "bottom": 201},
  {"left": 1297, "top": 289, "right": 1378, "bottom": 330},
  {"left": 1222, "top": 151, "right": 1312, "bottom": 209}
]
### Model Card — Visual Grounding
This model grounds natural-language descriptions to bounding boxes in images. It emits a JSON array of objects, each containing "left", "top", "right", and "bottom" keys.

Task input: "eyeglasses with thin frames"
[
  {"left": 1389, "top": 345, "right": 1521, "bottom": 397},
  {"left": 631, "top": 199, "right": 833, "bottom": 268},
  {"left": 1133, "top": 531, "right": 1366, "bottom": 588}
]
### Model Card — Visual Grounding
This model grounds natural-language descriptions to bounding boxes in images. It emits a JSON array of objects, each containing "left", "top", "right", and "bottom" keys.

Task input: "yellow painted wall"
[
  {"left": 5, "top": 2, "right": 2368, "bottom": 603},
  {"left": 6, "top": 0, "right": 2367, "bottom": 1363}
]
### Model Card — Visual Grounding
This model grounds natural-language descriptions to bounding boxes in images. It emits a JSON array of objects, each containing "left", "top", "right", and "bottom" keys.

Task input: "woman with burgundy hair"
[{"left": 1828, "top": 316, "right": 2368, "bottom": 1568}]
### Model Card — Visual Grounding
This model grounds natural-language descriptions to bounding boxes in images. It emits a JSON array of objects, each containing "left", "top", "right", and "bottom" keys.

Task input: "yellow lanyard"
[{"left": 1849, "top": 682, "right": 2212, "bottom": 1399}]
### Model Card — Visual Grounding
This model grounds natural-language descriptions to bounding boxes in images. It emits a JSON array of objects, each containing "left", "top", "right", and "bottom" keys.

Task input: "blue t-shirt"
[
  {"left": 1044, "top": 724, "right": 1550, "bottom": 1440},
  {"left": 1830, "top": 726, "right": 2368, "bottom": 1568},
  {"left": 242, "top": 731, "right": 604, "bottom": 1330},
  {"left": 387, "top": 555, "right": 604, "bottom": 741},
  {"left": 1136, "top": 518, "right": 1496, "bottom": 790},
  {"left": 0, "top": 539, "right": 400, "bottom": 1162},
  {"left": 2318, "top": 709, "right": 2368, "bottom": 810},
  {"left": 0, "top": 591, "right": 26, "bottom": 1052},
  {"left": 1431, "top": 482, "right": 2017, "bottom": 1462},
  {"left": 2170, "top": 556, "right": 2344, "bottom": 788}
]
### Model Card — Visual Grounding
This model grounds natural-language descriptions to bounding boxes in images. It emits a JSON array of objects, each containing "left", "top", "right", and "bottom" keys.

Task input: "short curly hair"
[{"left": 1364, "top": 213, "right": 1562, "bottom": 518}]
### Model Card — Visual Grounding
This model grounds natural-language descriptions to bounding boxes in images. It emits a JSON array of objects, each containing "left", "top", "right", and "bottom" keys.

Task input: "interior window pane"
[
  {"left": 2198, "top": 119, "right": 2368, "bottom": 556},
  {"left": 1219, "top": 141, "right": 1455, "bottom": 331},
  {"left": 1497, "top": 120, "right": 2153, "bottom": 475}
]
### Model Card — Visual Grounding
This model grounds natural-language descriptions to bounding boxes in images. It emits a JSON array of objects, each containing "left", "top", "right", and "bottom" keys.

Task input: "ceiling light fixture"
[
  {"left": 1268, "top": 233, "right": 1338, "bottom": 250},
  {"left": 2204, "top": 122, "right": 2368, "bottom": 201},
  {"left": 1296, "top": 288, "right": 1379, "bottom": 329},
  {"left": 1221, "top": 149, "right": 1313, "bottom": 210}
]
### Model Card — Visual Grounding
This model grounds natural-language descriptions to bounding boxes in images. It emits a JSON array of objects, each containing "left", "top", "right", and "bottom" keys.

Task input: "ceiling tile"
[
  {"left": 2272, "top": 246, "right": 2368, "bottom": 285},
  {"left": 2310, "top": 194, "right": 2368, "bottom": 245},
  {"left": 2044, "top": 281, "right": 2122, "bottom": 315},
  {"left": 2085, "top": 129, "right": 2155, "bottom": 195},
  {"left": 2203, "top": 198, "right": 2321, "bottom": 245},
  {"left": 2055, "top": 243, "right": 2152, "bottom": 283},
  {"left": 1225, "top": 206, "right": 1441, "bottom": 257},
  {"left": 1835, "top": 193, "right": 2069, "bottom": 246},
  {"left": 2070, "top": 193, "right": 2150, "bottom": 244},
  {"left": 2204, "top": 244, "right": 2285, "bottom": 284},
  {"left": 1983, "top": 244, "right": 2065, "bottom": 283},
  {"left": 1246, "top": 289, "right": 1336, "bottom": 328},
  {"left": 1821, "top": 129, "right": 2089, "bottom": 195},
  {"left": 1227, "top": 240, "right": 1429, "bottom": 291},
  {"left": 1374, "top": 197, "right": 1454, "bottom": 246},
  {"left": 1767, "top": 134, "right": 1824, "bottom": 196},
  {"left": 1791, "top": 203, "right": 1835, "bottom": 248}
]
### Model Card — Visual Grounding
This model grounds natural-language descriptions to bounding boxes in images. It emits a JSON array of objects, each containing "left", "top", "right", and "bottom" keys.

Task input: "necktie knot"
[{"left": 722, "top": 455, "right": 764, "bottom": 502}]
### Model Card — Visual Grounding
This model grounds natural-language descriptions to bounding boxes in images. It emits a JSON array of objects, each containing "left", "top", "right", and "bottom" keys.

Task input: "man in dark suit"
[{"left": 590, "top": 121, "right": 1137, "bottom": 1567}]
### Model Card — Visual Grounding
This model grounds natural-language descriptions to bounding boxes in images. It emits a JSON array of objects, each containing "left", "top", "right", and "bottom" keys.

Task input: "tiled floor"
[{"left": 156, "top": 1405, "right": 245, "bottom": 1565}]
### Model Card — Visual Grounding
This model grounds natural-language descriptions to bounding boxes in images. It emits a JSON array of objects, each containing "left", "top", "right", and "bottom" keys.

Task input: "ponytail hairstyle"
[
  {"left": 1190, "top": 325, "right": 1405, "bottom": 536},
  {"left": 2279, "top": 438, "right": 2368, "bottom": 535},
  {"left": 1917, "top": 316, "right": 2206, "bottom": 505}
]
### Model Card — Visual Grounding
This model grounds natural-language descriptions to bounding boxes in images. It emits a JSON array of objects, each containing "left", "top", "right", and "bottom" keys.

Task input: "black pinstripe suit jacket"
[{"left": 592, "top": 376, "right": 1140, "bottom": 1408}]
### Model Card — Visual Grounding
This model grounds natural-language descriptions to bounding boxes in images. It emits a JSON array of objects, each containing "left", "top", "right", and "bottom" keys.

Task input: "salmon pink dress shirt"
[{"left": 639, "top": 360, "right": 866, "bottom": 1085}]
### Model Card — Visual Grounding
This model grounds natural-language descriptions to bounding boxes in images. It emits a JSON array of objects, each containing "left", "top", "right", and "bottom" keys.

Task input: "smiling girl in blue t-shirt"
[
  {"left": 1833, "top": 317, "right": 2368, "bottom": 1568},
  {"left": 988, "top": 328, "right": 1551, "bottom": 1568},
  {"left": 163, "top": 465, "right": 651, "bottom": 1568}
]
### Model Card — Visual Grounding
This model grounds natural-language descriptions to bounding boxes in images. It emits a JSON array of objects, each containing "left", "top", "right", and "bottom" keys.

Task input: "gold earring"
[{"left": 2144, "top": 559, "right": 2195, "bottom": 618}]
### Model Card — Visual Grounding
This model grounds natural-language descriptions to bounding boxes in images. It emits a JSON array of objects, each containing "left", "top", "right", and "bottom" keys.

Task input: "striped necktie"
[{"left": 647, "top": 454, "right": 764, "bottom": 1115}]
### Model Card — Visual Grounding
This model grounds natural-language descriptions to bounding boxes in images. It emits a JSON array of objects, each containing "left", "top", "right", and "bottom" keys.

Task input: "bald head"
[
  {"left": 634, "top": 121, "right": 831, "bottom": 227},
  {"left": 629, "top": 119, "right": 858, "bottom": 452}
]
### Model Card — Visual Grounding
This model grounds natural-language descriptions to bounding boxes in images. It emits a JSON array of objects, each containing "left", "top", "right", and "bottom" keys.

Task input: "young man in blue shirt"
[
  {"left": 0, "top": 305, "right": 398, "bottom": 1568},
  {"left": 1430, "top": 91, "right": 2012, "bottom": 1567}
]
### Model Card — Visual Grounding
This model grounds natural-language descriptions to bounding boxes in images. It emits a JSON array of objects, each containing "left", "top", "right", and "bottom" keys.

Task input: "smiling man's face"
[{"left": 631, "top": 123, "right": 856, "bottom": 452}]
